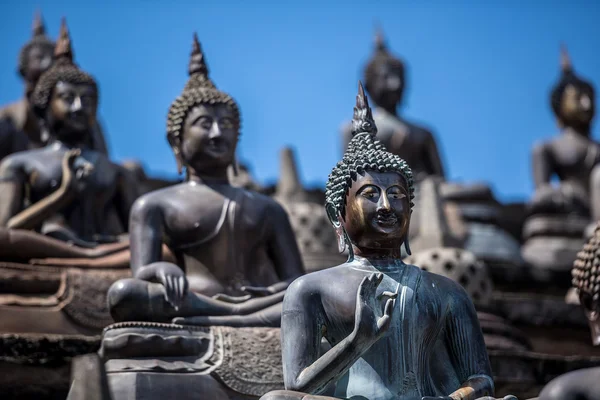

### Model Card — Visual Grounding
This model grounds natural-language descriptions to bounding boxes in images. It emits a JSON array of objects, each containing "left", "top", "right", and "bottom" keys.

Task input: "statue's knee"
[{"left": 107, "top": 279, "right": 148, "bottom": 322}]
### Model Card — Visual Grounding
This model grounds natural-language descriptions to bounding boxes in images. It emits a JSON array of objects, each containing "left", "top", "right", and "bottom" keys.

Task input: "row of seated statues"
[{"left": 0, "top": 11, "right": 599, "bottom": 400}]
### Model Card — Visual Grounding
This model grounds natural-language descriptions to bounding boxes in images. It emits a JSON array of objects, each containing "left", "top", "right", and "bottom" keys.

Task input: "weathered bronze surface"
[
  {"left": 340, "top": 27, "right": 445, "bottom": 183},
  {"left": 0, "top": 12, "right": 109, "bottom": 161},
  {"left": 261, "top": 83, "right": 494, "bottom": 400},
  {"left": 107, "top": 34, "right": 304, "bottom": 326},
  {"left": 0, "top": 19, "right": 137, "bottom": 246}
]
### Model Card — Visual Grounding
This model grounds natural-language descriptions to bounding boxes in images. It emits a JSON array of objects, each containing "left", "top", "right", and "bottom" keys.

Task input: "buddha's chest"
[
  {"left": 26, "top": 150, "right": 118, "bottom": 201},
  {"left": 551, "top": 136, "right": 600, "bottom": 172},
  {"left": 163, "top": 186, "right": 266, "bottom": 248}
]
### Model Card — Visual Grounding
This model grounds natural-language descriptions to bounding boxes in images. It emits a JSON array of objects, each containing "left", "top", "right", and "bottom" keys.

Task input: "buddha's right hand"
[
  {"left": 60, "top": 149, "right": 94, "bottom": 194},
  {"left": 353, "top": 272, "right": 398, "bottom": 345},
  {"left": 135, "top": 262, "right": 188, "bottom": 310}
]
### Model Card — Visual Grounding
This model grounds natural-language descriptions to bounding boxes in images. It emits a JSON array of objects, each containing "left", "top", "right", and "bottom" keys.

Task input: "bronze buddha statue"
[
  {"left": 107, "top": 33, "right": 304, "bottom": 326},
  {"left": 261, "top": 83, "right": 495, "bottom": 400},
  {"left": 0, "top": 19, "right": 137, "bottom": 247},
  {"left": 0, "top": 12, "right": 109, "bottom": 160},
  {"left": 340, "top": 27, "right": 445, "bottom": 183},
  {"left": 522, "top": 45, "right": 598, "bottom": 284}
]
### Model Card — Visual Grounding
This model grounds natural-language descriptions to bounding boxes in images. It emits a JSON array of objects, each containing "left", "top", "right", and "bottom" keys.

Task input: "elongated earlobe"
[{"left": 232, "top": 158, "right": 239, "bottom": 176}]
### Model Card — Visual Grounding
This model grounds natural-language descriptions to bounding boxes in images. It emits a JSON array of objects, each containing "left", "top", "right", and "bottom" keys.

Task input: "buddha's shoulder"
[
  {"left": 287, "top": 264, "right": 349, "bottom": 294},
  {"left": 132, "top": 183, "right": 188, "bottom": 209}
]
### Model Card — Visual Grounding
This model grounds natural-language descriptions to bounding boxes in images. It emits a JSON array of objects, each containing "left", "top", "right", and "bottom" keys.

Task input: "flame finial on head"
[
  {"left": 189, "top": 32, "right": 209, "bottom": 77},
  {"left": 560, "top": 43, "right": 573, "bottom": 73},
  {"left": 184, "top": 33, "right": 216, "bottom": 91},
  {"left": 351, "top": 81, "right": 377, "bottom": 136},
  {"left": 54, "top": 18, "right": 74, "bottom": 63},
  {"left": 374, "top": 21, "right": 387, "bottom": 52},
  {"left": 32, "top": 10, "right": 46, "bottom": 37}
]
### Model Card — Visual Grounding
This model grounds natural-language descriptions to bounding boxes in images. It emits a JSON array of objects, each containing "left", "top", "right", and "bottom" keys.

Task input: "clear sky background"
[{"left": 1, "top": 0, "right": 599, "bottom": 202}]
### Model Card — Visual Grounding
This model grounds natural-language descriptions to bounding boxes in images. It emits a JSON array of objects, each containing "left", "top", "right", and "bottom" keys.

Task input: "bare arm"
[
  {"left": 283, "top": 273, "right": 395, "bottom": 394},
  {"left": 129, "top": 195, "right": 165, "bottom": 276},
  {"left": 532, "top": 141, "right": 552, "bottom": 189},
  {"left": 444, "top": 283, "right": 494, "bottom": 400},
  {"left": 0, "top": 156, "right": 26, "bottom": 226},
  {"left": 265, "top": 202, "right": 305, "bottom": 292}
]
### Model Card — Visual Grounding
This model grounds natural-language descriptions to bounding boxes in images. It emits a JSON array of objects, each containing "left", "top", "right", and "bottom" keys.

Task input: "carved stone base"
[
  {"left": 101, "top": 322, "right": 284, "bottom": 400},
  {"left": 0, "top": 263, "right": 130, "bottom": 335}
]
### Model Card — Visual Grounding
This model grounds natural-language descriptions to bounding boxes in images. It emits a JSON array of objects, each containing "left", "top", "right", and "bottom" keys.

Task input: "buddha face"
[
  {"left": 49, "top": 81, "right": 97, "bottom": 138},
  {"left": 342, "top": 170, "right": 410, "bottom": 251},
  {"left": 561, "top": 83, "right": 595, "bottom": 125},
  {"left": 366, "top": 61, "right": 405, "bottom": 109},
  {"left": 181, "top": 104, "right": 238, "bottom": 173},
  {"left": 23, "top": 44, "right": 53, "bottom": 83}
]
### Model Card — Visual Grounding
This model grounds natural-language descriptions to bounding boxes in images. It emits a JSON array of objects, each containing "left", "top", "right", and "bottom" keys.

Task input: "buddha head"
[
  {"left": 167, "top": 33, "right": 241, "bottom": 177},
  {"left": 363, "top": 27, "right": 406, "bottom": 112},
  {"left": 550, "top": 45, "right": 595, "bottom": 132},
  {"left": 18, "top": 11, "right": 55, "bottom": 90},
  {"left": 31, "top": 19, "right": 98, "bottom": 145},
  {"left": 572, "top": 222, "right": 600, "bottom": 346},
  {"left": 325, "top": 82, "right": 415, "bottom": 258}
]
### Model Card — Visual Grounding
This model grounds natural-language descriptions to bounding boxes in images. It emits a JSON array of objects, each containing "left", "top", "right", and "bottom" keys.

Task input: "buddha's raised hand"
[
  {"left": 353, "top": 272, "right": 398, "bottom": 345},
  {"left": 60, "top": 148, "right": 94, "bottom": 194}
]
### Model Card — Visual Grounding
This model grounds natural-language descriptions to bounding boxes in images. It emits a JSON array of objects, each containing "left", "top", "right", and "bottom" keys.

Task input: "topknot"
[
  {"left": 550, "top": 44, "right": 595, "bottom": 120},
  {"left": 31, "top": 18, "right": 98, "bottom": 117},
  {"left": 325, "top": 81, "right": 414, "bottom": 220},
  {"left": 184, "top": 32, "right": 216, "bottom": 92},
  {"left": 572, "top": 222, "right": 600, "bottom": 311},
  {"left": 18, "top": 10, "right": 55, "bottom": 79},
  {"left": 166, "top": 33, "right": 241, "bottom": 163}
]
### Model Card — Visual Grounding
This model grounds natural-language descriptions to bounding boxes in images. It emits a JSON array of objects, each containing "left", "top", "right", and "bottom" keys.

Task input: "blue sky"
[{"left": 1, "top": 0, "right": 599, "bottom": 202}]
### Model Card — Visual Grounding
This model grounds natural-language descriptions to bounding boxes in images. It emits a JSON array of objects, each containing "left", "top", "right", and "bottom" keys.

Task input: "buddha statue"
[
  {"left": 0, "top": 19, "right": 137, "bottom": 247},
  {"left": 261, "top": 82, "right": 496, "bottom": 400},
  {"left": 535, "top": 222, "right": 600, "bottom": 399},
  {"left": 340, "top": 27, "right": 445, "bottom": 183},
  {"left": 0, "top": 12, "right": 109, "bottom": 160},
  {"left": 522, "top": 45, "right": 598, "bottom": 285},
  {"left": 107, "top": 34, "right": 305, "bottom": 327}
]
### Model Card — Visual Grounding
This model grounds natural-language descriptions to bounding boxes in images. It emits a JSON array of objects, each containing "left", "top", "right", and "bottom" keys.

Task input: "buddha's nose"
[
  {"left": 70, "top": 97, "right": 82, "bottom": 112},
  {"left": 377, "top": 193, "right": 391, "bottom": 212},
  {"left": 208, "top": 122, "right": 222, "bottom": 138}
]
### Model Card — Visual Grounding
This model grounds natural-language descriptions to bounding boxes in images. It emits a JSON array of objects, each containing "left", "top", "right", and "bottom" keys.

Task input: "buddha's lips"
[{"left": 375, "top": 214, "right": 398, "bottom": 226}]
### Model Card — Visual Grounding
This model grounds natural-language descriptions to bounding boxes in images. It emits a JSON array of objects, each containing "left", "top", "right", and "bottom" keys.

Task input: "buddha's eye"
[
  {"left": 359, "top": 186, "right": 379, "bottom": 200},
  {"left": 60, "top": 93, "right": 74, "bottom": 103},
  {"left": 388, "top": 192, "right": 406, "bottom": 200},
  {"left": 196, "top": 116, "right": 213, "bottom": 130},
  {"left": 220, "top": 117, "right": 234, "bottom": 130}
]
